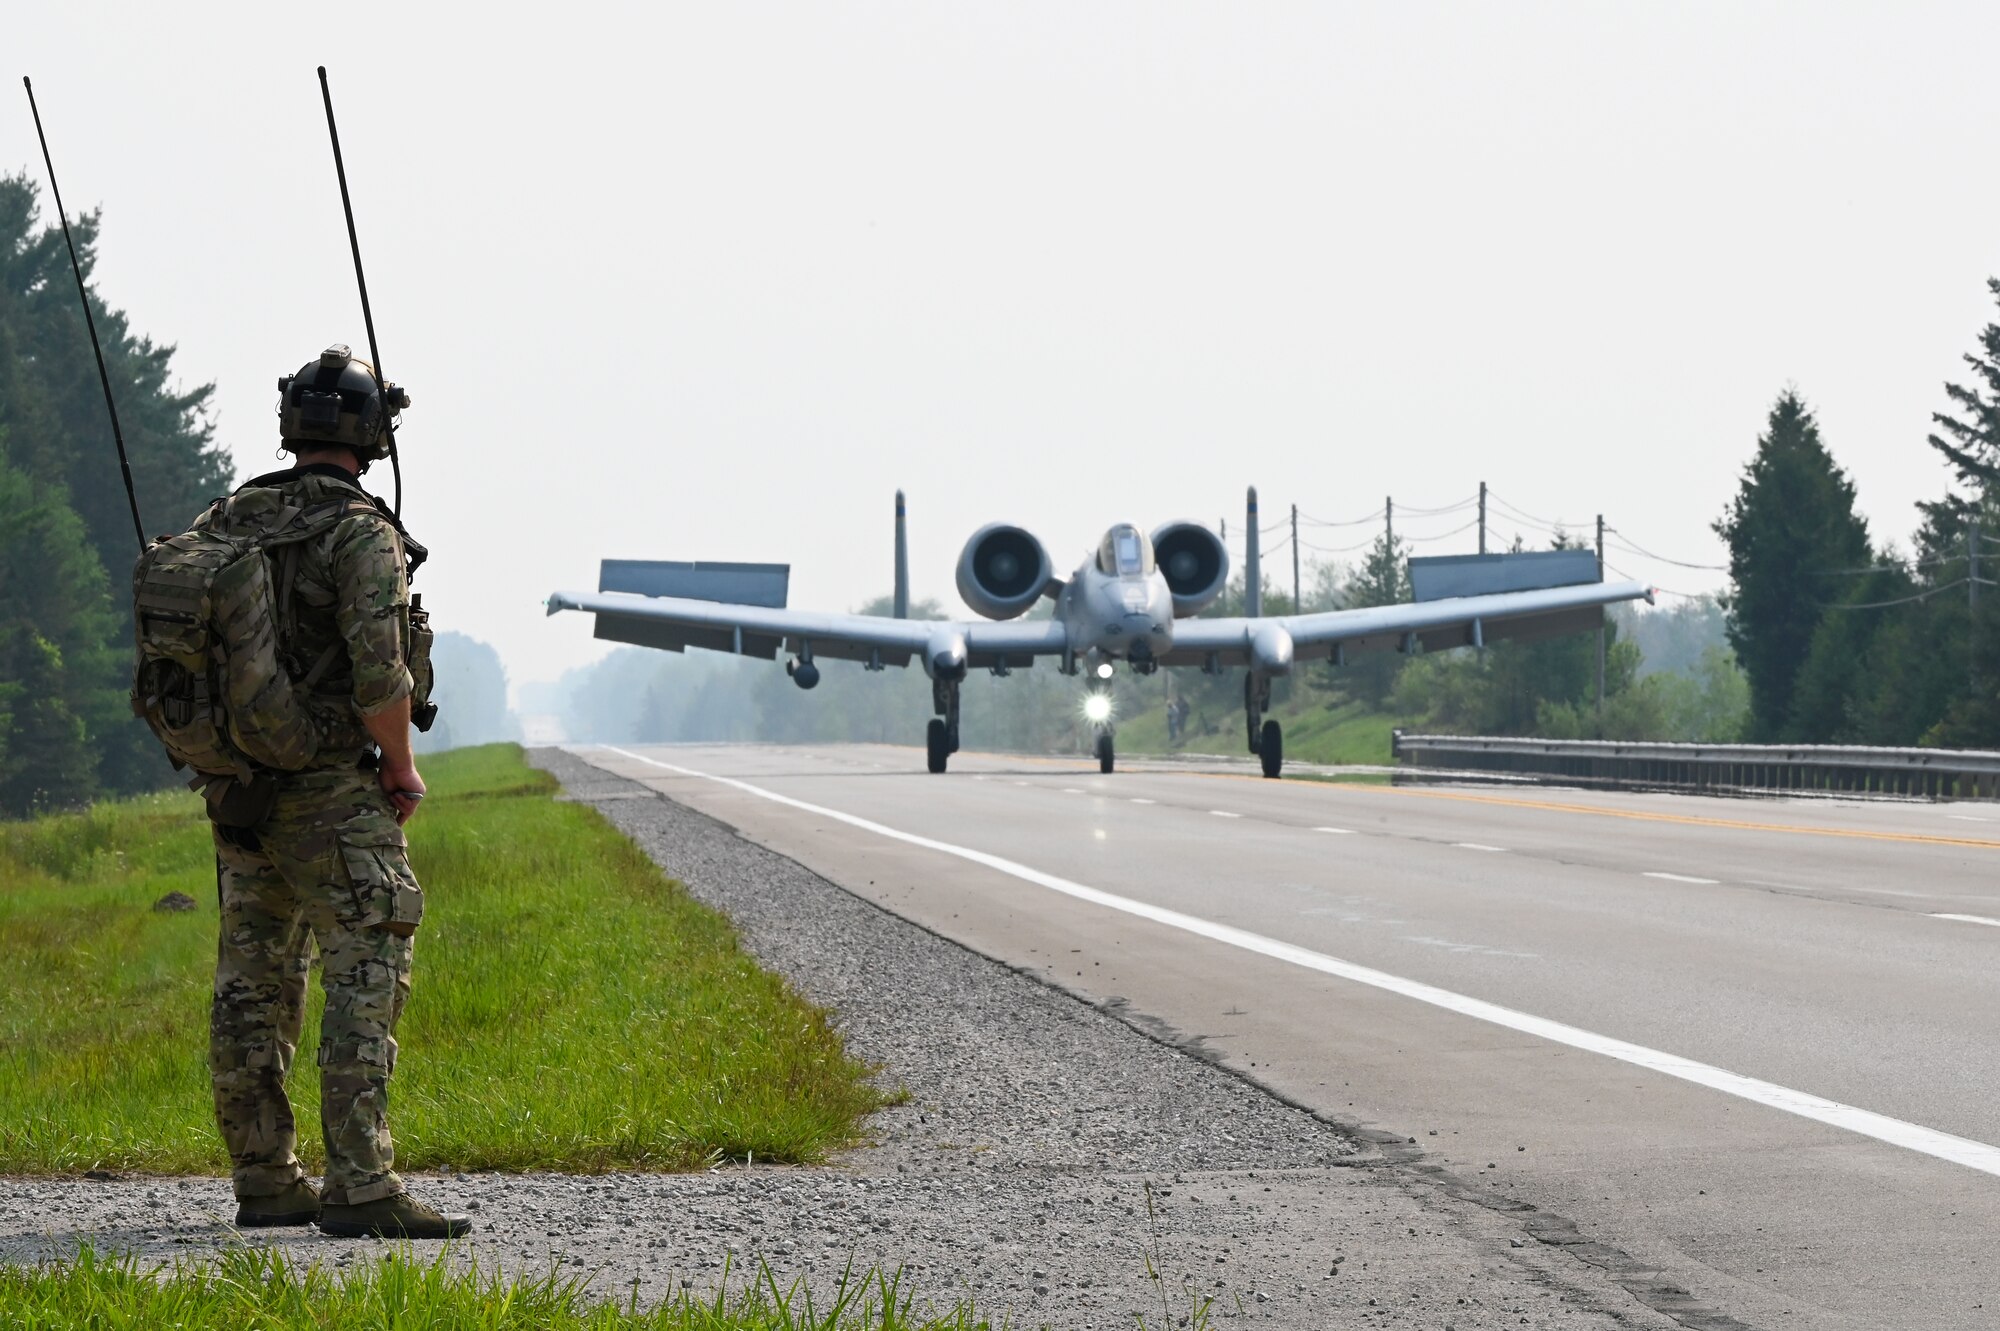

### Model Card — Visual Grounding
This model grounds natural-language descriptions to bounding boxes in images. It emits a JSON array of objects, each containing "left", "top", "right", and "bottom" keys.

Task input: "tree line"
[
  {"left": 0, "top": 175, "right": 232, "bottom": 814},
  {"left": 1717, "top": 279, "right": 2000, "bottom": 748}
]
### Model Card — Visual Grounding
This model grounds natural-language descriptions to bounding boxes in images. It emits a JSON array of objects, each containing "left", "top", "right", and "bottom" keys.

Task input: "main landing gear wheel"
[
  {"left": 926, "top": 719, "right": 950, "bottom": 774},
  {"left": 1259, "top": 720, "right": 1283, "bottom": 779},
  {"left": 1096, "top": 733, "right": 1115, "bottom": 774}
]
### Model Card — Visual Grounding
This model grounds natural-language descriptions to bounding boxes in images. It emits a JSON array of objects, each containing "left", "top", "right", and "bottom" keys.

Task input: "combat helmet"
[{"left": 277, "top": 344, "right": 410, "bottom": 462}]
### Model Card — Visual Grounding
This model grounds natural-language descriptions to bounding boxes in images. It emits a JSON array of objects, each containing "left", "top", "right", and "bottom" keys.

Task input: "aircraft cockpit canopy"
[{"left": 1097, "top": 524, "right": 1155, "bottom": 577}]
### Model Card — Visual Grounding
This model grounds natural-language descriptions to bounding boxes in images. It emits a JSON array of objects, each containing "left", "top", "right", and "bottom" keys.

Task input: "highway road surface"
[{"left": 573, "top": 742, "right": 2000, "bottom": 1330}]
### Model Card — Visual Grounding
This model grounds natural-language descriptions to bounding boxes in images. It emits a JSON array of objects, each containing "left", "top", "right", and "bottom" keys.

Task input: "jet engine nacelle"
[
  {"left": 956, "top": 523, "right": 1052, "bottom": 620},
  {"left": 1150, "top": 521, "right": 1230, "bottom": 617}
]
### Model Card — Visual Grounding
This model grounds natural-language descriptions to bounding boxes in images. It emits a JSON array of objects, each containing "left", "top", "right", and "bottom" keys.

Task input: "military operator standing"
[{"left": 132, "top": 345, "right": 465, "bottom": 1238}]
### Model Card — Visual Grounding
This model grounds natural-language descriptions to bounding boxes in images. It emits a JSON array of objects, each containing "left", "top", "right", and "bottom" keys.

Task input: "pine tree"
[
  {"left": 1714, "top": 391, "right": 1873, "bottom": 741},
  {"left": 0, "top": 176, "right": 231, "bottom": 558},
  {"left": 0, "top": 459, "right": 126, "bottom": 814},
  {"left": 1329, "top": 528, "right": 1411, "bottom": 706},
  {"left": 1922, "top": 277, "right": 2000, "bottom": 516},
  {"left": 0, "top": 174, "right": 230, "bottom": 797}
]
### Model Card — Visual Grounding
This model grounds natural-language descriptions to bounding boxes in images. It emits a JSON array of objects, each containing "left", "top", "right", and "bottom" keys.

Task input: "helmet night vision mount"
[{"left": 278, "top": 343, "right": 410, "bottom": 464}]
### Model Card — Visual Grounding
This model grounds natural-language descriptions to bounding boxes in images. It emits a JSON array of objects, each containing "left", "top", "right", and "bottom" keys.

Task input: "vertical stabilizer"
[
  {"left": 893, "top": 490, "right": 910, "bottom": 619},
  {"left": 1244, "top": 485, "right": 1263, "bottom": 618}
]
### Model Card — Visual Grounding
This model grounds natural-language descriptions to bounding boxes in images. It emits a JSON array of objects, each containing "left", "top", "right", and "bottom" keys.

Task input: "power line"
[
  {"left": 1605, "top": 533, "right": 1728, "bottom": 572},
  {"left": 1809, "top": 555, "right": 1961, "bottom": 576},
  {"left": 1819, "top": 579, "right": 1971, "bottom": 611},
  {"left": 1404, "top": 518, "right": 1481, "bottom": 544},
  {"left": 1392, "top": 495, "right": 1478, "bottom": 517},
  {"left": 1298, "top": 506, "right": 1386, "bottom": 528},
  {"left": 1299, "top": 534, "right": 1382, "bottom": 555},
  {"left": 1487, "top": 492, "right": 1587, "bottom": 531}
]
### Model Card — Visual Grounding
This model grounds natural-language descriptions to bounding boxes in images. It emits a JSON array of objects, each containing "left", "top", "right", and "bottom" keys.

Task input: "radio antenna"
[
  {"left": 22, "top": 77, "right": 146, "bottom": 548},
  {"left": 316, "top": 66, "right": 401, "bottom": 516}
]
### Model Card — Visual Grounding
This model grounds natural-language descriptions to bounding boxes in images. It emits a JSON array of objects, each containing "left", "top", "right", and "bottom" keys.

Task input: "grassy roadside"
[
  {"left": 1114, "top": 696, "right": 1407, "bottom": 767},
  {"left": 0, "top": 1247, "right": 1000, "bottom": 1327},
  {"left": 0, "top": 1247, "right": 992, "bottom": 1330},
  {"left": 0, "top": 744, "right": 885, "bottom": 1176}
]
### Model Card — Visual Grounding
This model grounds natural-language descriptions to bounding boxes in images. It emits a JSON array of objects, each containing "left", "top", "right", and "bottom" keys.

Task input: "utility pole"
[
  {"left": 1384, "top": 497, "right": 1396, "bottom": 599},
  {"left": 1478, "top": 481, "right": 1488, "bottom": 555},
  {"left": 1971, "top": 519, "right": 1981, "bottom": 692},
  {"left": 1596, "top": 514, "right": 1607, "bottom": 733},
  {"left": 1291, "top": 504, "right": 1301, "bottom": 611}
]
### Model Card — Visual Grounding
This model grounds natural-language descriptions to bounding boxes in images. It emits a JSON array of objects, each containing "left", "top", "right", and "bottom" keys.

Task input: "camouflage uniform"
[{"left": 208, "top": 464, "right": 423, "bottom": 1207}]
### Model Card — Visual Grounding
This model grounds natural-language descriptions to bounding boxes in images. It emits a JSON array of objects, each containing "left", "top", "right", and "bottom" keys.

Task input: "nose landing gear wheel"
[
  {"left": 1095, "top": 733, "right": 1115, "bottom": 774},
  {"left": 1259, "top": 720, "right": 1283, "bottom": 779},
  {"left": 926, "top": 719, "right": 950, "bottom": 774}
]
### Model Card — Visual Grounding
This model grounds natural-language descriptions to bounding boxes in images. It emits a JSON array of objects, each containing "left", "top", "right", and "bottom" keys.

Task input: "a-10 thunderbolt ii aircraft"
[{"left": 547, "top": 488, "right": 1651, "bottom": 778}]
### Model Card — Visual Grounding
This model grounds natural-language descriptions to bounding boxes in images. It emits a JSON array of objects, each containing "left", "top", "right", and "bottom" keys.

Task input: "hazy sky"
[{"left": 10, "top": 3, "right": 1998, "bottom": 695}]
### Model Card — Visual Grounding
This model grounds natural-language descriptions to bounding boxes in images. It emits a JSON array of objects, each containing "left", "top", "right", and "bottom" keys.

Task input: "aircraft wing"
[
  {"left": 546, "top": 590, "right": 1069, "bottom": 670},
  {"left": 1161, "top": 579, "right": 1653, "bottom": 668}
]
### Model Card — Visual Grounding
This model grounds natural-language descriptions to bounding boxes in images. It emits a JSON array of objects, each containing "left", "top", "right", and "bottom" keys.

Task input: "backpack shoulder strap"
[{"left": 259, "top": 498, "right": 381, "bottom": 677}]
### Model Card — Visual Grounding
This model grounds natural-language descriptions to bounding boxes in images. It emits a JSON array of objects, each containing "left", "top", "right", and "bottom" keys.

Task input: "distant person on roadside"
[{"left": 133, "top": 346, "right": 465, "bottom": 1239}]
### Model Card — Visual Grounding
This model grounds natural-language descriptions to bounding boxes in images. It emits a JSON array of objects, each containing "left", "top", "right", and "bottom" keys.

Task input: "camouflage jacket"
[{"left": 224, "top": 464, "right": 413, "bottom": 761}]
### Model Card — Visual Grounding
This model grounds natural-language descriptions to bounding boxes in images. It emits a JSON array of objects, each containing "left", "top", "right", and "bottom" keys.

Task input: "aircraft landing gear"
[
  {"left": 1245, "top": 672, "right": 1283, "bottom": 779},
  {"left": 1096, "top": 731, "right": 1115, "bottom": 774},
  {"left": 1259, "top": 719, "right": 1283, "bottom": 779},
  {"left": 927, "top": 677, "right": 962, "bottom": 773}
]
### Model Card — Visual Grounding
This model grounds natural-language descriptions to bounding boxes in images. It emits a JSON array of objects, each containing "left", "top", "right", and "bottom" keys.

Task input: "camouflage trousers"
[{"left": 210, "top": 764, "right": 426, "bottom": 1205}]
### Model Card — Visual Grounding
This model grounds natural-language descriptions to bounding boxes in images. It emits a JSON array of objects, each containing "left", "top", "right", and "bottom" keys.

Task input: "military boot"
[
  {"left": 317, "top": 1192, "right": 472, "bottom": 1239},
  {"left": 235, "top": 1179, "right": 322, "bottom": 1228}
]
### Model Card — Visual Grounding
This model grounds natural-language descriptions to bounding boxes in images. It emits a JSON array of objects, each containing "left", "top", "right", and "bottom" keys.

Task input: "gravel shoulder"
[{"left": 0, "top": 748, "right": 1687, "bottom": 1329}]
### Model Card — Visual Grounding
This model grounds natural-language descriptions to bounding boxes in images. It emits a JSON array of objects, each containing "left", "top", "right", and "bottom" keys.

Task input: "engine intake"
[
  {"left": 1151, "top": 521, "right": 1229, "bottom": 616},
  {"left": 956, "top": 523, "right": 1051, "bottom": 620}
]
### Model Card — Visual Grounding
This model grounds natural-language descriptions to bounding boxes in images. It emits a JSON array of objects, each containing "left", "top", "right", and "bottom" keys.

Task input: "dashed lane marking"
[
  {"left": 599, "top": 746, "right": 2000, "bottom": 1181},
  {"left": 1314, "top": 827, "right": 1356, "bottom": 835},
  {"left": 1644, "top": 872, "right": 1721, "bottom": 885},
  {"left": 1933, "top": 914, "right": 2000, "bottom": 929},
  {"left": 1130, "top": 798, "right": 1157, "bottom": 805},
  {"left": 1062, "top": 788, "right": 1085, "bottom": 794},
  {"left": 1454, "top": 842, "right": 1506, "bottom": 852},
  {"left": 1210, "top": 810, "right": 1243, "bottom": 819}
]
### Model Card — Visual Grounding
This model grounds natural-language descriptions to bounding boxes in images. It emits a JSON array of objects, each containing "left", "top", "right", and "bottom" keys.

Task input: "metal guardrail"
[{"left": 1391, "top": 732, "right": 2000, "bottom": 800}]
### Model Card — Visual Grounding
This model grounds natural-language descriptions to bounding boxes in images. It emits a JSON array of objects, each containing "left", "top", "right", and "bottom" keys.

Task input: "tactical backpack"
[{"left": 131, "top": 490, "right": 387, "bottom": 780}]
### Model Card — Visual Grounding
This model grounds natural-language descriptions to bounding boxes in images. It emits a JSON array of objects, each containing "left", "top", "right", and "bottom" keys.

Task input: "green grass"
[
  {"left": 0, "top": 1246, "right": 992, "bottom": 1330},
  {"left": 1115, "top": 695, "right": 1407, "bottom": 767},
  {"left": 0, "top": 745, "right": 885, "bottom": 1176}
]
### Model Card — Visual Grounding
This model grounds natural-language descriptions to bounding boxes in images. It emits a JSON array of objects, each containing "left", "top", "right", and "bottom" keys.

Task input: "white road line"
[
  {"left": 1453, "top": 842, "right": 1506, "bottom": 852},
  {"left": 1209, "top": 810, "right": 1243, "bottom": 819},
  {"left": 598, "top": 746, "right": 2000, "bottom": 1181},
  {"left": 1644, "top": 872, "right": 1721, "bottom": 885},
  {"left": 1062, "top": 788, "right": 1085, "bottom": 795},
  {"left": 1933, "top": 913, "right": 2000, "bottom": 929},
  {"left": 1314, "top": 827, "right": 1356, "bottom": 835},
  {"left": 1130, "top": 798, "right": 1157, "bottom": 805}
]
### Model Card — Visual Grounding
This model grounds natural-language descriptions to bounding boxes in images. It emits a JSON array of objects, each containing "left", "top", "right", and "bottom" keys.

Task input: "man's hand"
[
  {"left": 362, "top": 696, "right": 425, "bottom": 824},
  {"left": 380, "top": 762, "right": 427, "bottom": 825}
]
